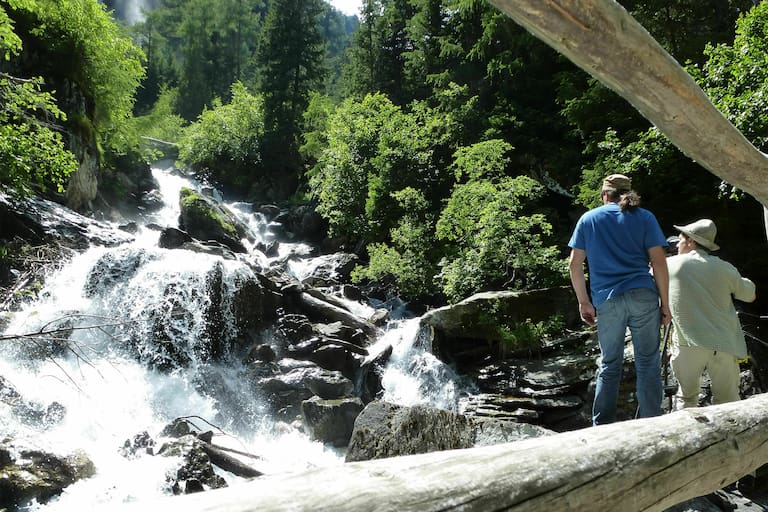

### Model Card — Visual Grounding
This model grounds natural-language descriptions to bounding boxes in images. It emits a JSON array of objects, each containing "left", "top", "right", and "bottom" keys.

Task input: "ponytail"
[{"left": 618, "top": 191, "right": 641, "bottom": 212}]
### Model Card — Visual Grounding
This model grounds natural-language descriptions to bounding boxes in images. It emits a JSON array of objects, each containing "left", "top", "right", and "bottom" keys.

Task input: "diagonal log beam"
[
  {"left": 485, "top": 0, "right": 768, "bottom": 210},
  {"left": 113, "top": 394, "right": 768, "bottom": 511}
]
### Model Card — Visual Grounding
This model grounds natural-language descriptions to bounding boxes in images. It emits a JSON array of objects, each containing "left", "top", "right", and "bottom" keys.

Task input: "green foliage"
[
  {"left": 127, "top": 86, "right": 186, "bottom": 160},
  {"left": 256, "top": 0, "right": 327, "bottom": 143},
  {"left": 152, "top": 0, "right": 264, "bottom": 120},
  {"left": 627, "top": 0, "right": 755, "bottom": 65},
  {"left": 695, "top": 2, "right": 768, "bottom": 151},
  {"left": 450, "top": 138, "right": 514, "bottom": 182},
  {"left": 499, "top": 315, "right": 566, "bottom": 353},
  {"left": 436, "top": 142, "right": 567, "bottom": 302},
  {"left": 177, "top": 82, "right": 265, "bottom": 191},
  {"left": 312, "top": 97, "right": 567, "bottom": 302},
  {"left": 309, "top": 93, "right": 401, "bottom": 240},
  {"left": 300, "top": 92, "right": 335, "bottom": 164},
  {"left": 0, "top": 3, "right": 77, "bottom": 195},
  {"left": 0, "top": 1, "right": 26, "bottom": 59},
  {"left": 574, "top": 128, "right": 678, "bottom": 208},
  {"left": 343, "top": 0, "right": 414, "bottom": 103},
  {"left": 21, "top": 0, "right": 145, "bottom": 148},
  {"left": 352, "top": 187, "right": 439, "bottom": 298},
  {"left": 0, "top": 121, "right": 78, "bottom": 195}
]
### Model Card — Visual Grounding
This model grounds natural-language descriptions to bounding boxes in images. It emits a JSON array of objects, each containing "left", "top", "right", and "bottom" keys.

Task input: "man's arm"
[
  {"left": 734, "top": 276, "right": 757, "bottom": 303},
  {"left": 568, "top": 248, "right": 596, "bottom": 326},
  {"left": 648, "top": 245, "right": 672, "bottom": 326}
]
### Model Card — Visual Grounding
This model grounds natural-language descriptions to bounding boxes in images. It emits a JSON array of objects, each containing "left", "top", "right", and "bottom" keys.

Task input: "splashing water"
[
  {"left": 367, "top": 318, "right": 472, "bottom": 412},
  {"left": 0, "top": 162, "right": 464, "bottom": 510}
]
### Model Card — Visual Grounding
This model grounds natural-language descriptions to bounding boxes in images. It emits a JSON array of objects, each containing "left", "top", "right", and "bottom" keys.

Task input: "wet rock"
[
  {"left": 346, "top": 401, "right": 557, "bottom": 464},
  {"left": 276, "top": 314, "right": 315, "bottom": 344},
  {"left": 358, "top": 345, "right": 392, "bottom": 404},
  {"left": 297, "top": 253, "right": 359, "bottom": 287},
  {"left": 245, "top": 343, "right": 277, "bottom": 363},
  {"left": 345, "top": 401, "right": 474, "bottom": 462},
  {"left": 301, "top": 396, "right": 364, "bottom": 447},
  {"left": 158, "top": 435, "right": 228, "bottom": 494},
  {"left": 178, "top": 187, "right": 248, "bottom": 253},
  {"left": 0, "top": 440, "right": 95, "bottom": 507},
  {"left": 0, "top": 375, "right": 66, "bottom": 429},
  {"left": 257, "top": 361, "right": 355, "bottom": 419},
  {"left": 0, "top": 192, "right": 134, "bottom": 250},
  {"left": 120, "top": 431, "right": 156, "bottom": 458},
  {"left": 158, "top": 227, "right": 193, "bottom": 249},
  {"left": 303, "top": 343, "right": 364, "bottom": 381},
  {"left": 84, "top": 247, "right": 155, "bottom": 297},
  {"left": 284, "top": 204, "right": 327, "bottom": 244}
]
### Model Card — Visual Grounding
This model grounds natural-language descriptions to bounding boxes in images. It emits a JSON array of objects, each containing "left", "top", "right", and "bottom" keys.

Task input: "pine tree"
[{"left": 256, "top": 0, "right": 327, "bottom": 145}]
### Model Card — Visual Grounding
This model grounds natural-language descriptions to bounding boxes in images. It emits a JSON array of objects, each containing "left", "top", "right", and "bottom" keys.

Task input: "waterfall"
[
  {"left": 103, "top": 0, "right": 160, "bottom": 25},
  {"left": 0, "top": 162, "right": 465, "bottom": 510}
]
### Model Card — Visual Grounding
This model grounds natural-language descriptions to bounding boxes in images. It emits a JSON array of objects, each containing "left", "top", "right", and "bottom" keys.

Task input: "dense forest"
[{"left": 2, "top": 0, "right": 768, "bottom": 312}]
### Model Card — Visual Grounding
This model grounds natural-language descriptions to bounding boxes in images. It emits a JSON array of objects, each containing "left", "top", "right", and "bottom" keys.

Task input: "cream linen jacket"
[{"left": 667, "top": 250, "right": 756, "bottom": 359}]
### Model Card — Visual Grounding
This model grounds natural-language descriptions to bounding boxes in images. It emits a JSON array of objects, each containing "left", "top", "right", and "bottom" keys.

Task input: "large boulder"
[
  {"left": 421, "top": 287, "right": 580, "bottom": 370},
  {"left": 301, "top": 396, "right": 364, "bottom": 447},
  {"left": 0, "top": 440, "right": 95, "bottom": 508},
  {"left": 345, "top": 401, "right": 555, "bottom": 463},
  {"left": 178, "top": 187, "right": 248, "bottom": 253}
]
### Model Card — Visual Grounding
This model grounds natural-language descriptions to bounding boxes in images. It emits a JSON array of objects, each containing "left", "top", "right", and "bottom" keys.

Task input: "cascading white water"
[
  {"left": 108, "top": 0, "right": 150, "bottom": 25},
  {"left": 0, "top": 162, "right": 465, "bottom": 510},
  {"left": 365, "top": 317, "right": 471, "bottom": 412}
]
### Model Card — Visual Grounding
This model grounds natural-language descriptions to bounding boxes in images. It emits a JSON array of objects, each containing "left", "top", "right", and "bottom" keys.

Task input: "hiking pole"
[{"left": 660, "top": 323, "right": 676, "bottom": 412}]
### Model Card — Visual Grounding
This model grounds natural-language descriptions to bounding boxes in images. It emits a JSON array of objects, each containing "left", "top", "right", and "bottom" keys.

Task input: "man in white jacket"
[{"left": 667, "top": 218, "right": 756, "bottom": 408}]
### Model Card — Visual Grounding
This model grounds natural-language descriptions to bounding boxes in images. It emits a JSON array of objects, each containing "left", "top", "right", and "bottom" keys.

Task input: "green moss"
[{"left": 180, "top": 187, "right": 237, "bottom": 236}]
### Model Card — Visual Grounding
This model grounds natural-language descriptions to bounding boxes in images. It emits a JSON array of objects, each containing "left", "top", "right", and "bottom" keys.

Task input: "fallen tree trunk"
[
  {"left": 114, "top": 393, "right": 768, "bottom": 511},
  {"left": 485, "top": 0, "right": 768, "bottom": 210},
  {"left": 200, "top": 442, "right": 263, "bottom": 479},
  {"left": 298, "top": 291, "right": 381, "bottom": 340}
]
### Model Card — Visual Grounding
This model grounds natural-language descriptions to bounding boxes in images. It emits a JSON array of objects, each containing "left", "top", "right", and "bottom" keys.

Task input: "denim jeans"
[{"left": 593, "top": 287, "right": 663, "bottom": 425}]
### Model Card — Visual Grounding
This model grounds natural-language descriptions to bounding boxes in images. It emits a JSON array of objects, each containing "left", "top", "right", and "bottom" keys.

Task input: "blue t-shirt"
[{"left": 568, "top": 203, "right": 667, "bottom": 307}]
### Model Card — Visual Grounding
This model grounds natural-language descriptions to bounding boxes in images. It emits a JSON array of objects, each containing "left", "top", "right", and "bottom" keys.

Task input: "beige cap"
[{"left": 602, "top": 174, "right": 632, "bottom": 192}]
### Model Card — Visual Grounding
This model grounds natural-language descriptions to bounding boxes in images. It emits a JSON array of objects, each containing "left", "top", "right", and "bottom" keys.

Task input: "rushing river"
[{"left": 0, "top": 162, "right": 467, "bottom": 510}]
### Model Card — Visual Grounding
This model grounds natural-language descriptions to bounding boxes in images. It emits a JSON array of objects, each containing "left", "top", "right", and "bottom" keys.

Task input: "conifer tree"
[{"left": 256, "top": 0, "right": 327, "bottom": 145}]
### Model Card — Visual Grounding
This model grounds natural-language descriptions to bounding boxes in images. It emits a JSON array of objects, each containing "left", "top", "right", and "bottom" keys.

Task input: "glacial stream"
[{"left": 0, "top": 162, "right": 467, "bottom": 510}]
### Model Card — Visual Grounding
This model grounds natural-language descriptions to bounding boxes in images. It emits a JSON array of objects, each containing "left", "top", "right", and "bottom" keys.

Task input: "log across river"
[{"left": 114, "top": 393, "right": 768, "bottom": 512}]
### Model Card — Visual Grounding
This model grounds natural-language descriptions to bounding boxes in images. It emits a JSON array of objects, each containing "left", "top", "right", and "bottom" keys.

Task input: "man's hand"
[
  {"left": 660, "top": 304, "right": 672, "bottom": 326},
  {"left": 579, "top": 302, "right": 596, "bottom": 326}
]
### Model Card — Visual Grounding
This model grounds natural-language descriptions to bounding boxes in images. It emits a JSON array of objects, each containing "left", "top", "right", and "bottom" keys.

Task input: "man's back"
[
  {"left": 569, "top": 203, "right": 664, "bottom": 306},
  {"left": 667, "top": 250, "right": 755, "bottom": 358}
]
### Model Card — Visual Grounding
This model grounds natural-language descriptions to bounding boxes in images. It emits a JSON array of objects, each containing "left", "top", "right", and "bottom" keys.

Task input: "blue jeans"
[{"left": 593, "top": 287, "right": 663, "bottom": 425}]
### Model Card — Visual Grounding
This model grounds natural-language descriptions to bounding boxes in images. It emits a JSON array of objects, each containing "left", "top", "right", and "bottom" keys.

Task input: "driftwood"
[
  {"left": 486, "top": 0, "right": 768, "bottom": 210},
  {"left": 298, "top": 291, "right": 381, "bottom": 339},
  {"left": 111, "top": 394, "right": 768, "bottom": 511},
  {"left": 200, "top": 442, "right": 263, "bottom": 479}
]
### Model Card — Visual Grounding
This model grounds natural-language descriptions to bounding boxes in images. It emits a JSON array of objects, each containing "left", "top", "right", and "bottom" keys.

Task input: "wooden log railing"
[
  {"left": 113, "top": 393, "right": 768, "bottom": 512},
  {"left": 485, "top": 0, "right": 768, "bottom": 214}
]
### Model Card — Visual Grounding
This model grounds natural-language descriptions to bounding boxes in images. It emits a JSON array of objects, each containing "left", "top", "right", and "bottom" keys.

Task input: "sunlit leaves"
[{"left": 177, "top": 82, "right": 265, "bottom": 189}]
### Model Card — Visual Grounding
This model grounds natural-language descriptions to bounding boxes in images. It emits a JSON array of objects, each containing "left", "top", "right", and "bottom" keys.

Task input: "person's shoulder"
[
  {"left": 705, "top": 253, "right": 739, "bottom": 270},
  {"left": 577, "top": 205, "right": 608, "bottom": 220},
  {"left": 666, "top": 254, "right": 684, "bottom": 268}
]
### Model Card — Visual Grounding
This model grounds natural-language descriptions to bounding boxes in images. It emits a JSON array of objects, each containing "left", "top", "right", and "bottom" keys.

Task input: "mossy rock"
[{"left": 178, "top": 187, "right": 247, "bottom": 253}]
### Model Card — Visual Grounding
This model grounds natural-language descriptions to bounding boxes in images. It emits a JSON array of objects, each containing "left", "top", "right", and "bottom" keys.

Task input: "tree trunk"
[
  {"left": 485, "top": 0, "right": 768, "bottom": 212},
  {"left": 114, "top": 395, "right": 768, "bottom": 511}
]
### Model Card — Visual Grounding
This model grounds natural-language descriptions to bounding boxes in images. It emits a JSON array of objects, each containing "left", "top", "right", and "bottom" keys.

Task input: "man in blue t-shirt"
[{"left": 568, "top": 173, "right": 671, "bottom": 425}]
